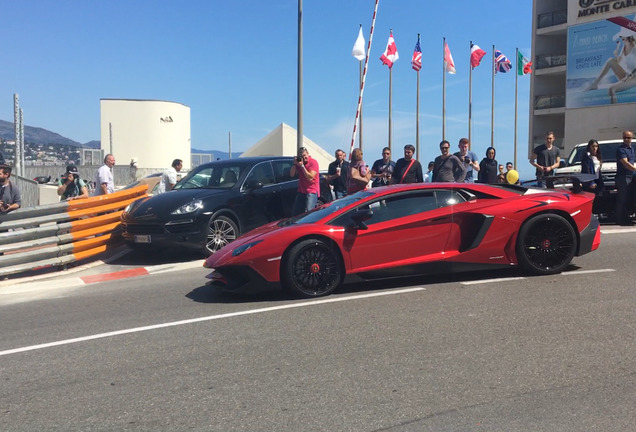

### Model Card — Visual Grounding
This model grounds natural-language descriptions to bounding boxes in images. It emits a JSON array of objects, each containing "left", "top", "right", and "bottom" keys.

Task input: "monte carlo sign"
[{"left": 579, "top": 0, "right": 636, "bottom": 17}]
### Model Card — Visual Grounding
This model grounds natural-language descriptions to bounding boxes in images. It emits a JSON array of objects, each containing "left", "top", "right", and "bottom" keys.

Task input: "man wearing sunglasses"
[
  {"left": 371, "top": 147, "right": 396, "bottom": 187},
  {"left": 616, "top": 130, "right": 636, "bottom": 226},
  {"left": 432, "top": 140, "right": 466, "bottom": 183}
]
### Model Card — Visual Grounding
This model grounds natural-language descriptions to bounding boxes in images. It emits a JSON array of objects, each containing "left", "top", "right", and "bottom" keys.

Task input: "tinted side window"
[
  {"left": 245, "top": 162, "right": 275, "bottom": 187},
  {"left": 272, "top": 160, "right": 295, "bottom": 184},
  {"left": 331, "top": 192, "right": 437, "bottom": 227}
]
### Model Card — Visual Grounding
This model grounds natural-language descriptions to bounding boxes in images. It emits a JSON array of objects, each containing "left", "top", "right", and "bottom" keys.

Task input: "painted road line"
[
  {"left": 461, "top": 277, "right": 526, "bottom": 286},
  {"left": 561, "top": 268, "right": 615, "bottom": 275},
  {"left": 80, "top": 267, "right": 149, "bottom": 284},
  {"left": 0, "top": 287, "right": 426, "bottom": 357}
]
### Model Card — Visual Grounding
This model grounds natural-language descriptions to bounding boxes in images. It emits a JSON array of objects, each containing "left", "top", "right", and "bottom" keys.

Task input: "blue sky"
[{"left": 1, "top": 0, "right": 533, "bottom": 177}]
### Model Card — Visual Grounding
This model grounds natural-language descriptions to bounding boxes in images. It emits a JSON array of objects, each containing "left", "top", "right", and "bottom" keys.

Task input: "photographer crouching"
[{"left": 57, "top": 165, "right": 89, "bottom": 201}]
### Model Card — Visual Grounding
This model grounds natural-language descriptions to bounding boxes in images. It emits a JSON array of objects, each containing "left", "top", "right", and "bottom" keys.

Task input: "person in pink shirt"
[{"left": 290, "top": 147, "right": 320, "bottom": 216}]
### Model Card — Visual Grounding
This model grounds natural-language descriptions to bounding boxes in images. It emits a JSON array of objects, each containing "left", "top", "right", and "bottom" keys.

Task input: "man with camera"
[
  {"left": 0, "top": 165, "right": 21, "bottom": 214},
  {"left": 57, "top": 165, "right": 89, "bottom": 201},
  {"left": 453, "top": 137, "right": 479, "bottom": 183},
  {"left": 290, "top": 147, "right": 320, "bottom": 216}
]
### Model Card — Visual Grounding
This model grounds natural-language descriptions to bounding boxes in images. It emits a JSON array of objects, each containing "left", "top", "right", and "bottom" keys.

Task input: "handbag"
[{"left": 350, "top": 166, "right": 370, "bottom": 188}]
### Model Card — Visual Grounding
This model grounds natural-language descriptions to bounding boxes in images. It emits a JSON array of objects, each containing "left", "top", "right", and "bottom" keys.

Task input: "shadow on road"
[{"left": 184, "top": 266, "right": 568, "bottom": 305}]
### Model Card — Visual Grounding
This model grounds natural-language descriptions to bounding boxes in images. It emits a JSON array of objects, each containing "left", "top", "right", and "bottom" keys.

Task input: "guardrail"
[{"left": 0, "top": 185, "right": 147, "bottom": 279}]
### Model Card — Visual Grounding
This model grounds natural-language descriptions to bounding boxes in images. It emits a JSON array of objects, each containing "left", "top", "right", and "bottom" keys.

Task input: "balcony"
[
  {"left": 535, "top": 54, "right": 567, "bottom": 70},
  {"left": 534, "top": 94, "right": 565, "bottom": 110},
  {"left": 537, "top": 9, "right": 567, "bottom": 29}
]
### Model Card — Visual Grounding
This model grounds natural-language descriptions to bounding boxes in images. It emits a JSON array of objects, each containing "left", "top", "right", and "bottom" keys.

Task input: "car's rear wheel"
[
  {"left": 205, "top": 215, "right": 239, "bottom": 256},
  {"left": 516, "top": 213, "right": 577, "bottom": 275},
  {"left": 282, "top": 238, "right": 343, "bottom": 298}
]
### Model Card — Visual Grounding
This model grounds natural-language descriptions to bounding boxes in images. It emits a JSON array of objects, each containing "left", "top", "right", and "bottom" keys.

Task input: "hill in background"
[{"left": 0, "top": 119, "right": 242, "bottom": 161}]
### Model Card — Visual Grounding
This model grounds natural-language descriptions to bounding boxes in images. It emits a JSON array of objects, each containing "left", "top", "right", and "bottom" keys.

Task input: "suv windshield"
[
  {"left": 567, "top": 141, "right": 621, "bottom": 166},
  {"left": 174, "top": 165, "right": 243, "bottom": 189}
]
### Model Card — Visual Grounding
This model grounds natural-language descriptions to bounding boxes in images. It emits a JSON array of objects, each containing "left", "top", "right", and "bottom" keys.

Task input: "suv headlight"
[{"left": 171, "top": 199, "right": 203, "bottom": 215}]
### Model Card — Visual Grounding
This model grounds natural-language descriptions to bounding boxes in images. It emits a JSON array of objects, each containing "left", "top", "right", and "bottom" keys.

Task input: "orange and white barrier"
[{"left": 0, "top": 185, "right": 147, "bottom": 278}]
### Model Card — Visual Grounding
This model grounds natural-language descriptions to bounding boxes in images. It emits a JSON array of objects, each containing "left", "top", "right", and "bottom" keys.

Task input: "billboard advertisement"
[{"left": 567, "top": 14, "right": 636, "bottom": 108}]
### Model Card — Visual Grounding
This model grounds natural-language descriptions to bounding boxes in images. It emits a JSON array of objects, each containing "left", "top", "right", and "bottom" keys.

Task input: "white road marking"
[
  {"left": 0, "top": 287, "right": 425, "bottom": 357},
  {"left": 561, "top": 268, "right": 615, "bottom": 275},
  {"left": 461, "top": 268, "right": 615, "bottom": 285},
  {"left": 461, "top": 277, "right": 526, "bottom": 286}
]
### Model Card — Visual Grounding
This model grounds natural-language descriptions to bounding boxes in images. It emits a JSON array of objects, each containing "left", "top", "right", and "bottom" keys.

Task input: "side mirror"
[
  {"left": 245, "top": 179, "right": 263, "bottom": 190},
  {"left": 350, "top": 208, "right": 373, "bottom": 230},
  {"left": 559, "top": 160, "right": 567, "bottom": 168}
]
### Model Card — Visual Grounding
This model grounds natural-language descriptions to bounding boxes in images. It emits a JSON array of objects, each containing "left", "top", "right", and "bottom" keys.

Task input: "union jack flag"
[{"left": 495, "top": 49, "right": 512, "bottom": 73}]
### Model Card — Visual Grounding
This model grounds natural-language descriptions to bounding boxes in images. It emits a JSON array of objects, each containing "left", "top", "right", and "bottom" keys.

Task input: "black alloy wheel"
[
  {"left": 282, "top": 238, "right": 343, "bottom": 298},
  {"left": 516, "top": 213, "right": 577, "bottom": 275}
]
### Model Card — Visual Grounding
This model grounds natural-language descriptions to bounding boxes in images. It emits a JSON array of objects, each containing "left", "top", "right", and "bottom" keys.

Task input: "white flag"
[{"left": 352, "top": 27, "right": 366, "bottom": 61}]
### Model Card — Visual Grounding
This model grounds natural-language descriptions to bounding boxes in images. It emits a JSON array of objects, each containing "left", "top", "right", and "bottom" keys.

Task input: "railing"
[
  {"left": 535, "top": 54, "right": 567, "bottom": 70},
  {"left": 534, "top": 94, "right": 566, "bottom": 109},
  {"left": 0, "top": 185, "right": 147, "bottom": 278},
  {"left": 537, "top": 9, "right": 567, "bottom": 29}
]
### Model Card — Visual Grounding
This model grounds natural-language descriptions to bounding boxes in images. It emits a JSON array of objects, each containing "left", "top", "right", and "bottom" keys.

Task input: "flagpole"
[
  {"left": 389, "top": 31, "right": 393, "bottom": 153},
  {"left": 491, "top": 44, "right": 495, "bottom": 148},
  {"left": 442, "top": 37, "right": 446, "bottom": 141},
  {"left": 468, "top": 40, "right": 473, "bottom": 145},
  {"left": 297, "top": 0, "right": 303, "bottom": 152},
  {"left": 514, "top": 48, "right": 519, "bottom": 170},
  {"left": 359, "top": 54, "right": 363, "bottom": 151},
  {"left": 348, "top": 0, "right": 379, "bottom": 159},
  {"left": 412, "top": 34, "right": 419, "bottom": 158}
]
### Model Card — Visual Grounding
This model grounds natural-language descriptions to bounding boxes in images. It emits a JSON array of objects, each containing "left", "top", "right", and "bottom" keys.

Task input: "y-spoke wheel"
[
  {"left": 282, "top": 239, "right": 343, "bottom": 298},
  {"left": 517, "top": 213, "right": 577, "bottom": 275},
  {"left": 205, "top": 215, "right": 238, "bottom": 256}
]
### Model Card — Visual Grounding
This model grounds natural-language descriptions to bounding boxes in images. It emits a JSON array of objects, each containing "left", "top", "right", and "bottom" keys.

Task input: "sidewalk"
[{"left": 0, "top": 246, "right": 204, "bottom": 293}]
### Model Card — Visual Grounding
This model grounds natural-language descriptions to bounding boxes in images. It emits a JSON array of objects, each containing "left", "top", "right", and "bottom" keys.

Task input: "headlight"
[
  {"left": 232, "top": 240, "right": 263, "bottom": 257},
  {"left": 171, "top": 199, "right": 203, "bottom": 215}
]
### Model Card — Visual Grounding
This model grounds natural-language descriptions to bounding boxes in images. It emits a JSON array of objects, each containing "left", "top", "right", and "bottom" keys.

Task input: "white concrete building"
[
  {"left": 530, "top": 0, "right": 636, "bottom": 156},
  {"left": 100, "top": 99, "right": 191, "bottom": 169}
]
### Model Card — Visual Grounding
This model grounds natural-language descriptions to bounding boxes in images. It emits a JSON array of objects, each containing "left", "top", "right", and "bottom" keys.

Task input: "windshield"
[
  {"left": 278, "top": 191, "right": 374, "bottom": 226},
  {"left": 567, "top": 141, "right": 621, "bottom": 166},
  {"left": 173, "top": 165, "right": 243, "bottom": 190}
]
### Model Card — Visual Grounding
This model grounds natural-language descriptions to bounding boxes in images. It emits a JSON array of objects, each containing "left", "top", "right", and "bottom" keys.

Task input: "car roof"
[
  {"left": 572, "top": 139, "right": 622, "bottom": 147},
  {"left": 195, "top": 156, "right": 293, "bottom": 169},
  {"left": 359, "top": 182, "right": 527, "bottom": 198}
]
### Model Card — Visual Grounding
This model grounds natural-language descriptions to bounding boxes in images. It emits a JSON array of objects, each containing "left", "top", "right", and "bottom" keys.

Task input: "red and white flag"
[
  {"left": 380, "top": 30, "right": 399, "bottom": 68},
  {"left": 444, "top": 40, "right": 456, "bottom": 74},
  {"left": 470, "top": 43, "right": 486, "bottom": 68}
]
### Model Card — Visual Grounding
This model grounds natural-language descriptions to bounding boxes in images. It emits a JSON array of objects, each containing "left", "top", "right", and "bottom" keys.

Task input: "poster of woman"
[{"left": 567, "top": 14, "right": 636, "bottom": 108}]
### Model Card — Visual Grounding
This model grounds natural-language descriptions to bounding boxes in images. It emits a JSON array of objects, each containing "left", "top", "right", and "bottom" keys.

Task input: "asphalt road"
[{"left": 1, "top": 229, "right": 635, "bottom": 431}]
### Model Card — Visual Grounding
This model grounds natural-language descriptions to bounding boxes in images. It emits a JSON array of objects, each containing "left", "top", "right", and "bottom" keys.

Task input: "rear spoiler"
[{"left": 521, "top": 173, "right": 598, "bottom": 194}]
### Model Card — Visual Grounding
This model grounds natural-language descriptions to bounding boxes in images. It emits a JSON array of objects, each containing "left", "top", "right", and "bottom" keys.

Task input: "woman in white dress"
[{"left": 586, "top": 28, "right": 636, "bottom": 101}]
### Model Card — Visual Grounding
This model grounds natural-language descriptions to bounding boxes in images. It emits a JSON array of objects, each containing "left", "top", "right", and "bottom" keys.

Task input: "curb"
[{"left": 0, "top": 259, "right": 204, "bottom": 296}]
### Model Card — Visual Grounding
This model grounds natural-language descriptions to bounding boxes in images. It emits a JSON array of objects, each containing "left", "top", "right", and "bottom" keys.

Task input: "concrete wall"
[{"left": 100, "top": 99, "right": 191, "bottom": 171}]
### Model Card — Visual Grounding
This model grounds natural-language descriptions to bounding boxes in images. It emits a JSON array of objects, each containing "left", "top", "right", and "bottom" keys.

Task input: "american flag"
[
  {"left": 495, "top": 49, "right": 512, "bottom": 73},
  {"left": 411, "top": 36, "right": 422, "bottom": 71}
]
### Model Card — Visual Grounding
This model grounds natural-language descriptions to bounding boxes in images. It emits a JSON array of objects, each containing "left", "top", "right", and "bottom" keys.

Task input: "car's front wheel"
[
  {"left": 516, "top": 213, "right": 577, "bottom": 275},
  {"left": 205, "top": 215, "right": 239, "bottom": 256},
  {"left": 282, "top": 238, "right": 343, "bottom": 298}
]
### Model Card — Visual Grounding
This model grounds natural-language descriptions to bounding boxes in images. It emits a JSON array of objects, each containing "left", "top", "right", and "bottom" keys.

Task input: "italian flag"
[{"left": 517, "top": 51, "right": 532, "bottom": 75}]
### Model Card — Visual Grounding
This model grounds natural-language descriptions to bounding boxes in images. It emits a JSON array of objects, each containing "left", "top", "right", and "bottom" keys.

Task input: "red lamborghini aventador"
[{"left": 203, "top": 182, "right": 601, "bottom": 298}]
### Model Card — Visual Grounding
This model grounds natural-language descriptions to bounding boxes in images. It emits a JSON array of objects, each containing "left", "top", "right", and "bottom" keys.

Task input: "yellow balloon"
[{"left": 506, "top": 169, "right": 519, "bottom": 184}]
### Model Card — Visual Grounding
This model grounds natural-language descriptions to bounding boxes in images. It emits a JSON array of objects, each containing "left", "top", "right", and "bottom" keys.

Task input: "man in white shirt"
[
  {"left": 157, "top": 159, "right": 183, "bottom": 194},
  {"left": 93, "top": 154, "right": 115, "bottom": 195}
]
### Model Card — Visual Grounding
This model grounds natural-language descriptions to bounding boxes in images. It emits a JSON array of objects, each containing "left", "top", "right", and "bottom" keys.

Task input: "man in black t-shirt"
[
  {"left": 530, "top": 131, "right": 561, "bottom": 187},
  {"left": 392, "top": 144, "right": 423, "bottom": 184}
]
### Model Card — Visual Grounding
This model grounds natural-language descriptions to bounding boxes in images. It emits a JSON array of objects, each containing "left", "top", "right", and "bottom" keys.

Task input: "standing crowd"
[{"left": 308, "top": 136, "right": 521, "bottom": 216}]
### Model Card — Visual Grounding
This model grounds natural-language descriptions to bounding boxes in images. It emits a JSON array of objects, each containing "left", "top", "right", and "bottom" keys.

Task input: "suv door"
[
  {"left": 272, "top": 159, "right": 298, "bottom": 217},
  {"left": 237, "top": 161, "right": 284, "bottom": 231}
]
